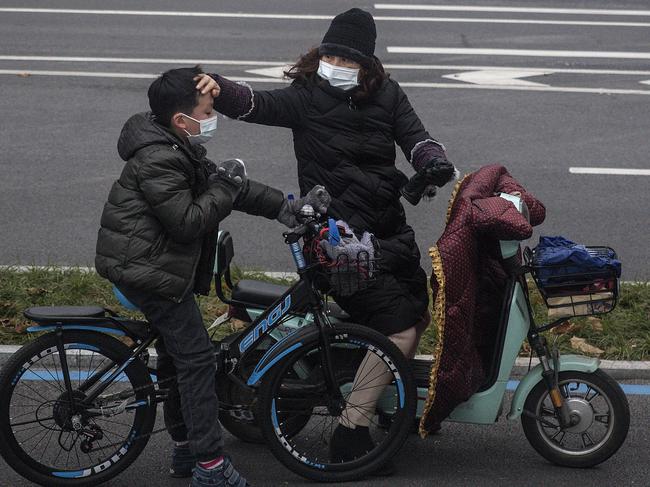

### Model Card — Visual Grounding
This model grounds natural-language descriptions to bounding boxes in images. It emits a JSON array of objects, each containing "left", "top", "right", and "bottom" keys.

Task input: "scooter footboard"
[{"left": 506, "top": 354, "right": 599, "bottom": 420}]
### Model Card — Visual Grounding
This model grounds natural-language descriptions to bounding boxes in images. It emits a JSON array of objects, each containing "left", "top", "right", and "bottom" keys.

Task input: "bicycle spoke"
[{"left": 10, "top": 415, "right": 55, "bottom": 427}]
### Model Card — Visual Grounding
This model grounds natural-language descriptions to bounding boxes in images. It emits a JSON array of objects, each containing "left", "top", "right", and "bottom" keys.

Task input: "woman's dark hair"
[
  {"left": 284, "top": 48, "right": 388, "bottom": 103},
  {"left": 148, "top": 65, "right": 204, "bottom": 127}
]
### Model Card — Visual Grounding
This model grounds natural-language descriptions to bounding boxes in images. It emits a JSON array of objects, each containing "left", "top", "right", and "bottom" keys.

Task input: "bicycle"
[{"left": 0, "top": 207, "right": 416, "bottom": 485}]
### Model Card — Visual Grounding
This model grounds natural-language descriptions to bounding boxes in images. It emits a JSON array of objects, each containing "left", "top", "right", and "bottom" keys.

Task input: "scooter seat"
[
  {"left": 231, "top": 280, "right": 289, "bottom": 307},
  {"left": 24, "top": 306, "right": 106, "bottom": 323}
]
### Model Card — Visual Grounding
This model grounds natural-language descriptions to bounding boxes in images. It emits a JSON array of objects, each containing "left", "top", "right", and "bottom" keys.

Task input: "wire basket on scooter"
[
  {"left": 526, "top": 246, "right": 619, "bottom": 319},
  {"left": 320, "top": 251, "right": 378, "bottom": 297}
]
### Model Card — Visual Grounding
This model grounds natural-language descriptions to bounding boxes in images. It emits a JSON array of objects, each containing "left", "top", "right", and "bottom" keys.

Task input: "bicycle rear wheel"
[
  {"left": 0, "top": 330, "right": 156, "bottom": 486},
  {"left": 258, "top": 323, "right": 416, "bottom": 482}
]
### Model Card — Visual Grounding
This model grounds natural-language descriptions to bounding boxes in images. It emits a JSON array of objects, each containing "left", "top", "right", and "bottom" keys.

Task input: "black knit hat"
[{"left": 319, "top": 8, "right": 376, "bottom": 67}]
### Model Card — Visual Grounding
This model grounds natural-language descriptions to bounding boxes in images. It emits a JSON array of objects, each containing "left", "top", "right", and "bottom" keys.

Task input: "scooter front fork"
[{"left": 530, "top": 334, "right": 573, "bottom": 428}]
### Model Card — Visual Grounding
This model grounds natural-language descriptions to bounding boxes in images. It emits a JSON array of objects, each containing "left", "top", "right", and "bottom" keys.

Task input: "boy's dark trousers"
[{"left": 118, "top": 284, "right": 223, "bottom": 461}]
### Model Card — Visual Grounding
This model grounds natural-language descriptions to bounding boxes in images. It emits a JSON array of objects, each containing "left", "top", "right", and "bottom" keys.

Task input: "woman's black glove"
[
  {"left": 422, "top": 156, "right": 456, "bottom": 187},
  {"left": 401, "top": 157, "right": 457, "bottom": 205}
]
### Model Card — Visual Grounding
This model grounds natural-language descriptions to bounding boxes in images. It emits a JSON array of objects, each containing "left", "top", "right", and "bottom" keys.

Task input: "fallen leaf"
[
  {"left": 14, "top": 321, "right": 30, "bottom": 334},
  {"left": 26, "top": 287, "right": 47, "bottom": 296},
  {"left": 18, "top": 72, "right": 30, "bottom": 78},
  {"left": 570, "top": 336, "right": 604, "bottom": 356},
  {"left": 587, "top": 316, "right": 604, "bottom": 332},
  {"left": 552, "top": 320, "right": 580, "bottom": 335},
  {"left": 229, "top": 319, "right": 248, "bottom": 332}
]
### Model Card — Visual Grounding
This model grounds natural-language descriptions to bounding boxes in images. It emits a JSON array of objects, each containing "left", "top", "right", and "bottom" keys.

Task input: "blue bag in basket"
[{"left": 534, "top": 236, "right": 621, "bottom": 286}]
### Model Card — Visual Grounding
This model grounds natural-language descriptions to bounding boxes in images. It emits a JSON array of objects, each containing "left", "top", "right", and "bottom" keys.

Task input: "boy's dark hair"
[{"left": 148, "top": 65, "right": 204, "bottom": 127}]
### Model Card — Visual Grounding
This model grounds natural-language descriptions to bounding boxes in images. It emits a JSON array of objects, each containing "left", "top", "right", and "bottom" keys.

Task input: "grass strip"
[{"left": 0, "top": 266, "right": 648, "bottom": 360}]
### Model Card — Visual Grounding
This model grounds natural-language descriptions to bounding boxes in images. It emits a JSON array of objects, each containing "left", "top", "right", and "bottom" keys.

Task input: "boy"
[{"left": 95, "top": 66, "right": 329, "bottom": 487}]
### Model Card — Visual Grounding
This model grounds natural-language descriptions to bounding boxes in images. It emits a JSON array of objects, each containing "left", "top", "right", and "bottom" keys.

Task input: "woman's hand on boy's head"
[{"left": 194, "top": 74, "right": 220, "bottom": 98}]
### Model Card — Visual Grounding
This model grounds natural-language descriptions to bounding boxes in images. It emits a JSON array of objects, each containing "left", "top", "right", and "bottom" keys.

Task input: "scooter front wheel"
[{"left": 521, "top": 369, "right": 629, "bottom": 468}]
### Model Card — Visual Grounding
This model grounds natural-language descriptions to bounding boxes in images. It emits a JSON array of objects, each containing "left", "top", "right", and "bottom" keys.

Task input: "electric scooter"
[{"left": 214, "top": 192, "right": 629, "bottom": 468}]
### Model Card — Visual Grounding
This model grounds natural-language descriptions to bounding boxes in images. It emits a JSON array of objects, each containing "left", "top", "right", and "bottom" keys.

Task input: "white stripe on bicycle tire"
[
  {"left": 374, "top": 4, "right": 650, "bottom": 16},
  {"left": 569, "top": 167, "right": 650, "bottom": 176},
  {"left": 1, "top": 8, "right": 650, "bottom": 27},
  {"left": 387, "top": 47, "right": 650, "bottom": 60}
]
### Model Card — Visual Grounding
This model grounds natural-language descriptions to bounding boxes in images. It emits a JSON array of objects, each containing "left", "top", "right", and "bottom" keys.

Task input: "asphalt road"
[
  {"left": 1, "top": 0, "right": 649, "bottom": 279},
  {"left": 1, "top": 385, "right": 649, "bottom": 486}
]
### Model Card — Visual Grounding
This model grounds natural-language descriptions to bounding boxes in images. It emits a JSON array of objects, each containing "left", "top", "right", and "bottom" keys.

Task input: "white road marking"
[
  {"left": 0, "top": 55, "right": 285, "bottom": 66},
  {"left": 374, "top": 4, "right": 650, "bottom": 16},
  {"left": 641, "top": 80, "right": 650, "bottom": 86},
  {"left": 396, "top": 83, "right": 650, "bottom": 95},
  {"left": 2, "top": 69, "right": 650, "bottom": 95},
  {"left": 569, "top": 167, "right": 650, "bottom": 176},
  {"left": 3, "top": 56, "right": 650, "bottom": 76},
  {"left": 0, "top": 69, "right": 289, "bottom": 83},
  {"left": 245, "top": 66, "right": 291, "bottom": 78},
  {"left": 388, "top": 47, "right": 650, "bottom": 60},
  {"left": 442, "top": 69, "right": 553, "bottom": 87},
  {"left": 0, "top": 8, "right": 649, "bottom": 27},
  {"left": 0, "top": 8, "right": 332, "bottom": 19}
]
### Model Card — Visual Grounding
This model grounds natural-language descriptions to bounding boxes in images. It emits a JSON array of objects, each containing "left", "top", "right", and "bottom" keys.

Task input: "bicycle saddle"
[
  {"left": 24, "top": 306, "right": 107, "bottom": 323},
  {"left": 231, "top": 280, "right": 290, "bottom": 307}
]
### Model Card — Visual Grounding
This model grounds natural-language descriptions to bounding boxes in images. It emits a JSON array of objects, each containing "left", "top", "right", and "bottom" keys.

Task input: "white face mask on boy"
[
  {"left": 182, "top": 113, "right": 218, "bottom": 145},
  {"left": 317, "top": 60, "right": 360, "bottom": 91}
]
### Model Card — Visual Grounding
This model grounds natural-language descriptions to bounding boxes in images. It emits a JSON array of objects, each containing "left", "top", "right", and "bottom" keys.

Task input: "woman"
[{"left": 199, "top": 7, "right": 457, "bottom": 465}]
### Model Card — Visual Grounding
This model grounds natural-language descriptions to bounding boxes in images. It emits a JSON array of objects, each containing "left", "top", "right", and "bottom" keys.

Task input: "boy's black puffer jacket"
[{"left": 96, "top": 112, "right": 283, "bottom": 302}]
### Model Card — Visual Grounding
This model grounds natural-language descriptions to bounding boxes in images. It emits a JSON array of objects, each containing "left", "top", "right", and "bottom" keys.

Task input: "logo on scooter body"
[{"left": 239, "top": 295, "right": 291, "bottom": 353}]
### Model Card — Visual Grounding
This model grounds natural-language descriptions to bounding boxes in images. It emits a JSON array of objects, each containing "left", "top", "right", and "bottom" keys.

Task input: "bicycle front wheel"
[
  {"left": 258, "top": 323, "right": 416, "bottom": 482},
  {"left": 0, "top": 330, "right": 156, "bottom": 486}
]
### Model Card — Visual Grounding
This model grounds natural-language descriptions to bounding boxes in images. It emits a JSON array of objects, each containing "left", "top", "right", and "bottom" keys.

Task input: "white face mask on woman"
[
  {"left": 181, "top": 113, "right": 218, "bottom": 145},
  {"left": 317, "top": 60, "right": 360, "bottom": 91}
]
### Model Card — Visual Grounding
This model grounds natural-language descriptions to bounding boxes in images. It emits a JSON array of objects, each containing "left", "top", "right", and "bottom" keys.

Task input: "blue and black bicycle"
[{"left": 0, "top": 207, "right": 416, "bottom": 485}]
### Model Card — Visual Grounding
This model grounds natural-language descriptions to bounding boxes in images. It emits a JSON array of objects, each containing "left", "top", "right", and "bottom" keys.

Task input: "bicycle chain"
[{"left": 78, "top": 372, "right": 255, "bottom": 453}]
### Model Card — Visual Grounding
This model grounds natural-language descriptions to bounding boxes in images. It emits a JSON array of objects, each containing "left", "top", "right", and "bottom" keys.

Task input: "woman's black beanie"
[{"left": 319, "top": 8, "right": 376, "bottom": 67}]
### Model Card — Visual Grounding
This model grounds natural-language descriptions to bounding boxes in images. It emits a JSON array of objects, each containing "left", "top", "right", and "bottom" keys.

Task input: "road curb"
[{"left": 1, "top": 345, "right": 648, "bottom": 379}]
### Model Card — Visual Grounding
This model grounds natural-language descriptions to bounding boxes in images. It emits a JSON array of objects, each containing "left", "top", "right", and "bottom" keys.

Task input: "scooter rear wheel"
[{"left": 521, "top": 369, "right": 629, "bottom": 467}]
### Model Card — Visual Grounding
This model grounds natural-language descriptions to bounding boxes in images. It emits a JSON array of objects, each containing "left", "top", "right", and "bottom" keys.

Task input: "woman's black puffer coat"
[{"left": 215, "top": 76, "right": 434, "bottom": 333}]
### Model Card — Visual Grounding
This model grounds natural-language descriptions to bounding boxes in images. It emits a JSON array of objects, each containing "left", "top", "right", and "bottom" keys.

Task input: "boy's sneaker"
[
  {"left": 170, "top": 443, "right": 195, "bottom": 478},
  {"left": 190, "top": 457, "right": 250, "bottom": 487}
]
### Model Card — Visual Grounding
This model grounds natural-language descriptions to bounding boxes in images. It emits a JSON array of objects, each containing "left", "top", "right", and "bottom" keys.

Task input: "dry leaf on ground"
[
  {"left": 14, "top": 321, "right": 30, "bottom": 334},
  {"left": 570, "top": 336, "right": 604, "bottom": 356},
  {"left": 551, "top": 321, "right": 579, "bottom": 335},
  {"left": 586, "top": 316, "right": 604, "bottom": 332},
  {"left": 229, "top": 319, "right": 248, "bottom": 332}
]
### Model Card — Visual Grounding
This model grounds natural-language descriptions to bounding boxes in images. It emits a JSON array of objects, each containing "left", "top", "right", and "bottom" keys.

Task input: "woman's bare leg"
[{"left": 339, "top": 311, "right": 430, "bottom": 428}]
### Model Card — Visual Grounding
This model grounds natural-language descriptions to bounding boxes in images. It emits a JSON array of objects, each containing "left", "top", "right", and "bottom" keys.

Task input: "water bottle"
[
  {"left": 286, "top": 194, "right": 307, "bottom": 270},
  {"left": 290, "top": 241, "right": 306, "bottom": 270}
]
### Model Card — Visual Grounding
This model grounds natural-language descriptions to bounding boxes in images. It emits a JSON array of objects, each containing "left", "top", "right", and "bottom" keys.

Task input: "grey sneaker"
[
  {"left": 190, "top": 457, "right": 249, "bottom": 487},
  {"left": 170, "top": 443, "right": 195, "bottom": 478}
]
